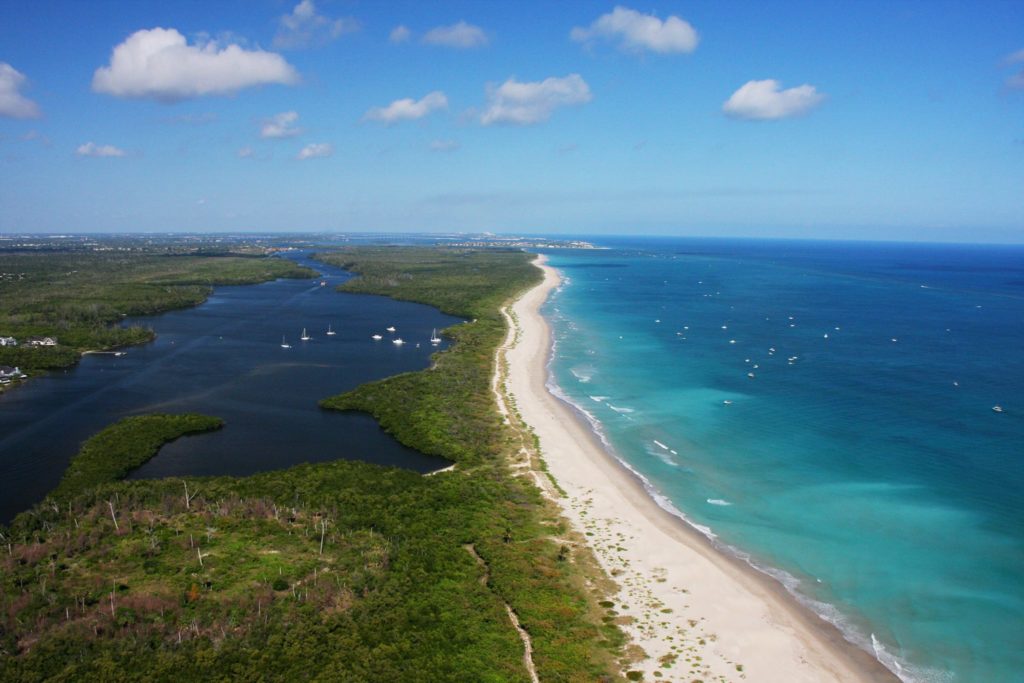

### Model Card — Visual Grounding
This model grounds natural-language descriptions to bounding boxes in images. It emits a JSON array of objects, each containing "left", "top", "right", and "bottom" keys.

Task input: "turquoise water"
[{"left": 541, "top": 238, "right": 1024, "bottom": 682}]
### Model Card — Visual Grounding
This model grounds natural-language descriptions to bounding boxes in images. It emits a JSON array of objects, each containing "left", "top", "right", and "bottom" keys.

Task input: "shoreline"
[{"left": 501, "top": 254, "right": 899, "bottom": 682}]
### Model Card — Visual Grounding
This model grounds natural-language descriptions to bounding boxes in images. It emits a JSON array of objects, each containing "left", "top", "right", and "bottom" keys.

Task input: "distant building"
[
  {"left": 0, "top": 336, "right": 16, "bottom": 346},
  {"left": 26, "top": 336, "right": 57, "bottom": 347},
  {"left": 0, "top": 365, "right": 22, "bottom": 378}
]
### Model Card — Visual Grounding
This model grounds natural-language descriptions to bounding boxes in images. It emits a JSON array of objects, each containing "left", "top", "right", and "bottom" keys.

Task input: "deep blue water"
[
  {"left": 0, "top": 252, "right": 460, "bottom": 524},
  {"left": 542, "top": 238, "right": 1024, "bottom": 683}
]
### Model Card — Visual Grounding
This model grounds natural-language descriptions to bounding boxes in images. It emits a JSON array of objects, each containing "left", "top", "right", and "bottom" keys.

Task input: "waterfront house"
[
  {"left": 0, "top": 365, "right": 22, "bottom": 378},
  {"left": 0, "top": 336, "right": 16, "bottom": 346},
  {"left": 26, "top": 336, "right": 58, "bottom": 347}
]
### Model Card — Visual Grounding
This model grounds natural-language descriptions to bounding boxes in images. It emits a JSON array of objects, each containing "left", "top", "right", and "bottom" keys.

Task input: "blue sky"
[{"left": 0, "top": 1, "right": 1022, "bottom": 242}]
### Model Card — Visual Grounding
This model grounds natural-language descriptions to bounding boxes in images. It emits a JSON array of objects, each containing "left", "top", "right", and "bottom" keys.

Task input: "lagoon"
[{"left": 0, "top": 252, "right": 459, "bottom": 524}]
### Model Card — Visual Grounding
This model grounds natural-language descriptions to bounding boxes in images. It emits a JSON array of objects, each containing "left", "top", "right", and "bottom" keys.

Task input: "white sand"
[{"left": 499, "top": 255, "right": 897, "bottom": 682}]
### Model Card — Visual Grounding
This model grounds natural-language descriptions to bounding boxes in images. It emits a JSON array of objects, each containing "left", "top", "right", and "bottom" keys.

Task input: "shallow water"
[
  {"left": 543, "top": 238, "right": 1024, "bottom": 682},
  {"left": 0, "top": 252, "right": 459, "bottom": 524}
]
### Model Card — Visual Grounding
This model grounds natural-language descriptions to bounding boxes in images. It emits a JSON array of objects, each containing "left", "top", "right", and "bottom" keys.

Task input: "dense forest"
[
  {"left": 1, "top": 247, "right": 627, "bottom": 681},
  {"left": 0, "top": 249, "right": 314, "bottom": 386}
]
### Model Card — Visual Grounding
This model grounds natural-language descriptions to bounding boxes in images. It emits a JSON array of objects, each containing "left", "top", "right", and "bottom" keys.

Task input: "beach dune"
[{"left": 501, "top": 254, "right": 897, "bottom": 682}]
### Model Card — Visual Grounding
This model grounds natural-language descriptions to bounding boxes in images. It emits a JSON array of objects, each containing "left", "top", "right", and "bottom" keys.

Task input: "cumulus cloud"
[
  {"left": 296, "top": 142, "right": 333, "bottom": 160},
  {"left": 76, "top": 142, "right": 126, "bottom": 157},
  {"left": 363, "top": 91, "right": 448, "bottom": 124},
  {"left": 274, "top": 0, "right": 359, "bottom": 49},
  {"left": 722, "top": 79, "right": 824, "bottom": 120},
  {"left": 429, "top": 139, "right": 460, "bottom": 152},
  {"left": 422, "top": 21, "right": 488, "bottom": 48},
  {"left": 390, "top": 25, "right": 411, "bottom": 43},
  {"left": 570, "top": 6, "right": 698, "bottom": 54},
  {"left": 0, "top": 63, "right": 42, "bottom": 119},
  {"left": 261, "top": 110, "right": 302, "bottom": 138},
  {"left": 92, "top": 28, "right": 299, "bottom": 102},
  {"left": 481, "top": 74, "right": 592, "bottom": 126}
]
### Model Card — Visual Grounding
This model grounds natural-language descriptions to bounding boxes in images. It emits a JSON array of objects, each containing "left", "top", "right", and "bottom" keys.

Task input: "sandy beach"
[{"left": 499, "top": 254, "right": 899, "bottom": 682}]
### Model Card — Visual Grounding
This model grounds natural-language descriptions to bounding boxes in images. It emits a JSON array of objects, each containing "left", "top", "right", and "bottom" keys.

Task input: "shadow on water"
[{"left": 0, "top": 252, "right": 461, "bottom": 524}]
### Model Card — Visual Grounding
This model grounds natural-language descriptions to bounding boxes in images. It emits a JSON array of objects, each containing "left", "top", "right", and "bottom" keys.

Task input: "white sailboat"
[
  {"left": 371, "top": 334, "right": 383, "bottom": 340},
  {"left": 393, "top": 338, "right": 405, "bottom": 345},
  {"left": 300, "top": 328, "right": 311, "bottom": 341},
  {"left": 386, "top": 326, "right": 396, "bottom": 333},
  {"left": 281, "top": 336, "right": 291, "bottom": 349},
  {"left": 430, "top": 328, "right": 441, "bottom": 345},
  {"left": 326, "top": 324, "right": 336, "bottom": 336}
]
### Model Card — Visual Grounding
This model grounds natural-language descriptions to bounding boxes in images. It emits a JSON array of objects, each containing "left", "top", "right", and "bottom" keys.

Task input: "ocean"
[{"left": 540, "top": 237, "right": 1024, "bottom": 682}]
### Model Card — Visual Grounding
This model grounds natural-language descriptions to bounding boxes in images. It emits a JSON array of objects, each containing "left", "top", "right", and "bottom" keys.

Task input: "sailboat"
[
  {"left": 430, "top": 328, "right": 441, "bottom": 345},
  {"left": 386, "top": 326, "right": 396, "bottom": 333},
  {"left": 393, "top": 338, "right": 405, "bottom": 346},
  {"left": 281, "top": 336, "right": 291, "bottom": 349},
  {"left": 300, "top": 328, "right": 311, "bottom": 341},
  {"left": 371, "top": 333, "right": 383, "bottom": 340},
  {"left": 326, "top": 324, "right": 336, "bottom": 336}
]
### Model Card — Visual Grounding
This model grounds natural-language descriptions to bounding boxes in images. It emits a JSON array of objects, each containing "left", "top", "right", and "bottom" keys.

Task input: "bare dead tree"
[
  {"left": 184, "top": 481, "right": 199, "bottom": 510},
  {"left": 107, "top": 501, "right": 119, "bottom": 531}
]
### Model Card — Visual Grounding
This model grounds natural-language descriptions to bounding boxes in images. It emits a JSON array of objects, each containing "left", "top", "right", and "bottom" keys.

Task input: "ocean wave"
[
  {"left": 569, "top": 364, "right": 595, "bottom": 383},
  {"left": 871, "top": 635, "right": 950, "bottom": 683},
  {"left": 608, "top": 404, "right": 634, "bottom": 414},
  {"left": 588, "top": 395, "right": 610, "bottom": 403},
  {"left": 643, "top": 442, "right": 679, "bottom": 467},
  {"left": 706, "top": 498, "right": 732, "bottom": 506}
]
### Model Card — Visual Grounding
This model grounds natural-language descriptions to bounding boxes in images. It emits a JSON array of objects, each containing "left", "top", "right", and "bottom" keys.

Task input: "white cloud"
[
  {"left": 0, "top": 63, "right": 41, "bottom": 119},
  {"left": 429, "top": 139, "right": 460, "bottom": 152},
  {"left": 21, "top": 129, "right": 51, "bottom": 145},
  {"left": 1003, "top": 48, "right": 1024, "bottom": 90},
  {"left": 570, "top": 6, "right": 698, "bottom": 54},
  {"left": 1004, "top": 48, "right": 1024, "bottom": 65},
  {"left": 261, "top": 110, "right": 302, "bottom": 138},
  {"left": 296, "top": 142, "right": 333, "bottom": 160},
  {"left": 92, "top": 28, "right": 299, "bottom": 102},
  {"left": 390, "top": 25, "right": 411, "bottom": 44},
  {"left": 422, "top": 21, "right": 488, "bottom": 48},
  {"left": 237, "top": 146, "right": 254, "bottom": 158},
  {"left": 481, "top": 74, "right": 592, "bottom": 126},
  {"left": 274, "top": 0, "right": 359, "bottom": 49},
  {"left": 363, "top": 91, "right": 448, "bottom": 124},
  {"left": 722, "top": 79, "right": 825, "bottom": 120},
  {"left": 76, "top": 142, "right": 126, "bottom": 157}
]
